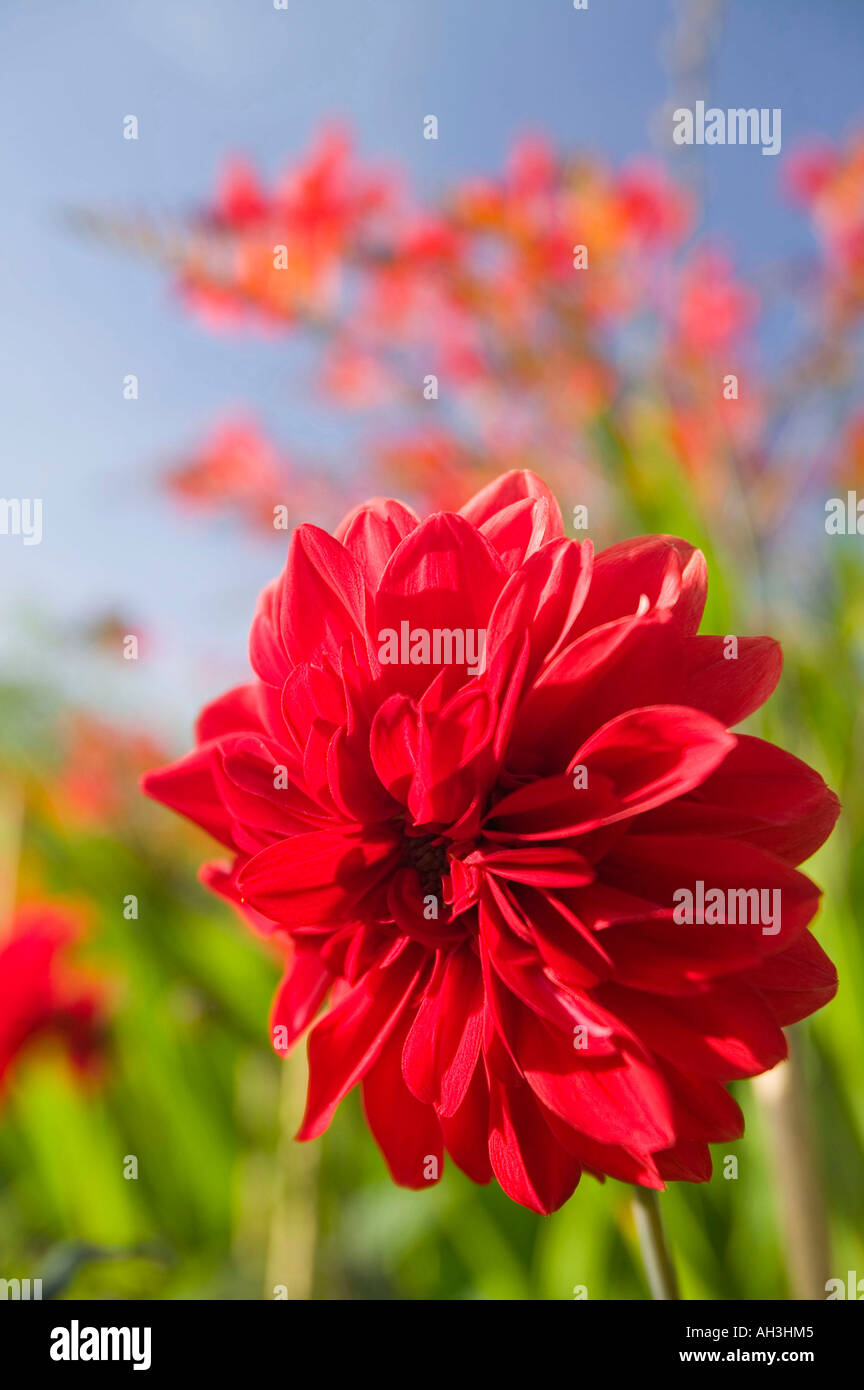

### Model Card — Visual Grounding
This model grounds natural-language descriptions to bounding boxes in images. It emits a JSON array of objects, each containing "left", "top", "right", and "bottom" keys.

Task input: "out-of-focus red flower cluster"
[
  {"left": 166, "top": 418, "right": 285, "bottom": 523},
  {"left": 183, "top": 133, "right": 696, "bottom": 362},
  {"left": 49, "top": 713, "right": 168, "bottom": 831},
  {"left": 164, "top": 417, "right": 345, "bottom": 530},
  {"left": 164, "top": 133, "right": 715, "bottom": 520},
  {"left": 786, "top": 133, "right": 864, "bottom": 319},
  {"left": 0, "top": 903, "right": 107, "bottom": 1099},
  {"left": 182, "top": 126, "right": 395, "bottom": 328},
  {"left": 672, "top": 251, "right": 757, "bottom": 359},
  {"left": 151, "top": 126, "right": 864, "bottom": 535}
]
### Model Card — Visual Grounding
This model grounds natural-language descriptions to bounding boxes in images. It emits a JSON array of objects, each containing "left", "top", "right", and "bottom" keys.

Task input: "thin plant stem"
[
  {"left": 264, "top": 1046, "right": 318, "bottom": 1300},
  {"left": 0, "top": 780, "right": 24, "bottom": 922},
  {"left": 751, "top": 1028, "right": 831, "bottom": 1300},
  {"left": 632, "top": 1186, "right": 680, "bottom": 1300}
]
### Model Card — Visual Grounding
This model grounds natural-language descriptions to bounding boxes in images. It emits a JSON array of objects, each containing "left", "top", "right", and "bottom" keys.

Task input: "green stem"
[
  {"left": 632, "top": 1187, "right": 680, "bottom": 1300},
  {"left": 752, "top": 1029, "right": 831, "bottom": 1299},
  {"left": 264, "top": 1047, "right": 318, "bottom": 1300}
]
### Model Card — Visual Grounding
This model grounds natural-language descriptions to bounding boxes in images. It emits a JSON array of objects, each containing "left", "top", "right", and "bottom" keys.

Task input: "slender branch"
[{"left": 632, "top": 1186, "right": 680, "bottom": 1300}]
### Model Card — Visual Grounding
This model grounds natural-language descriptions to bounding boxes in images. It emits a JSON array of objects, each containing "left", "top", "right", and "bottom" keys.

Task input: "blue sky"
[{"left": 1, "top": 0, "right": 862, "bottom": 735}]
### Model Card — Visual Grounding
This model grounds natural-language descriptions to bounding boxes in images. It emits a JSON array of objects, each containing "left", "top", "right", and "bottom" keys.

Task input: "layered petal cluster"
[
  {"left": 0, "top": 904, "right": 106, "bottom": 1096},
  {"left": 144, "top": 472, "right": 839, "bottom": 1213}
]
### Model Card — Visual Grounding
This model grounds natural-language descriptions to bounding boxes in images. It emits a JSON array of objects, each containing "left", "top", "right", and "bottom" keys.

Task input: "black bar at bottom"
[{"left": 0, "top": 1296, "right": 858, "bottom": 1375}]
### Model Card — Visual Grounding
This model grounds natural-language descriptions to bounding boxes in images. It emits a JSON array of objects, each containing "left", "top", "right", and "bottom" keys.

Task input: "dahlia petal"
[
  {"left": 636, "top": 734, "right": 840, "bottom": 865},
  {"left": 419, "top": 685, "right": 496, "bottom": 779},
  {"left": 604, "top": 833, "right": 822, "bottom": 949},
  {"left": 230, "top": 819, "right": 273, "bottom": 856},
  {"left": 488, "top": 628, "right": 532, "bottom": 762},
  {"left": 571, "top": 705, "right": 736, "bottom": 818},
  {"left": 505, "top": 607, "right": 673, "bottom": 773},
  {"left": 363, "top": 1017, "right": 444, "bottom": 1189},
  {"left": 501, "top": 883, "right": 615, "bottom": 989},
  {"left": 479, "top": 888, "right": 617, "bottom": 1051},
  {"left": 270, "top": 946, "right": 332, "bottom": 1054},
  {"left": 487, "top": 1059, "right": 582, "bottom": 1215},
  {"left": 483, "top": 771, "right": 621, "bottom": 842},
  {"left": 406, "top": 687, "right": 497, "bottom": 827},
  {"left": 486, "top": 538, "right": 593, "bottom": 683},
  {"left": 279, "top": 663, "right": 346, "bottom": 755},
  {"left": 680, "top": 635, "right": 782, "bottom": 727},
  {"left": 478, "top": 496, "right": 557, "bottom": 570},
  {"left": 238, "top": 828, "right": 402, "bottom": 926},
  {"left": 334, "top": 497, "right": 420, "bottom": 585},
  {"left": 369, "top": 694, "right": 419, "bottom": 802},
  {"left": 474, "top": 845, "right": 594, "bottom": 888},
  {"left": 661, "top": 1063, "right": 744, "bottom": 1141},
  {"left": 387, "top": 867, "right": 457, "bottom": 943},
  {"left": 526, "top": 603, "right": 653, "bottom": 697},
  {"left": 375, "top": 513, "right": 507, "bottom": 696},
  {"left": 600, "top": 980, "right": 787, "bottom": 1079},
  {"left": 377, "top": 511, "right": 507, "bottom": 617},
  {"left": 575, "top": 536, "right": 706, "bottom": 637},
  {"left": 297, "top": 723, "right": 337, "bottom": 817},
  {"left": 749, "top": 930, "right": 838, "bottom": 1026},
  {"left": 407, "top": 768, "right": 480, "bottom": 833},
  {"left": 541, "top": 1108, "right": 665, "bottom": 1188},
  {"left": 489, "top": 706, "right": 735, "bottom": 842},
  {"left": 216, "top": 733, "right": 329, "bottom": 836},
  {"left": 279, "top": 524, "right": 369, "bottom": 667},
  {"left": 195, "top": 683, "right": 265, "bottom": 742},
  {"left": 521, "top": 1037, "right": 678, "bottom": 1151},
  {"left": 561, "top": 879, "right": 670, "bottom": 931},
  {"left": 249, "top": 579, "right": 288, "bottom": 685},
  {"left": 319, "top": 923, "right": 367, "bottom": 977},
  {"left": 459, "top": 468, "right": 565, "bottom": 536},
  {"left": 298, "top": 941, "right": 426, "bottom": 1141},
  {"left": 141, "top": 746, "right": 234, "bottom": 847},
  {"left": 401, "top": 943, "right": 484, "bottom": 1115},
  {"left": 326, "top": 725, "right": 397, "bottom": 822},
  {"left": 438, "top": 1060, "right": 493, "bottom": 1185},
  {"left": 200, "top": 859, "right": 278, "bottom": 937},
  {"left": 654, "top": 1140, "right": 713, "bottom": 1183},
  {"left": 599, "top": 914, "right": 772, "bottom": 993}
]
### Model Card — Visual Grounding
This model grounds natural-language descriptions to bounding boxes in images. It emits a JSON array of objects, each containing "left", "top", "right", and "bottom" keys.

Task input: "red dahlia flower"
[
  {"left": 0, "top": 903, "right": 106, "bottom": 1096},
  {"left": 143, "top": 471, "right": 839, "bottom": 1214}
]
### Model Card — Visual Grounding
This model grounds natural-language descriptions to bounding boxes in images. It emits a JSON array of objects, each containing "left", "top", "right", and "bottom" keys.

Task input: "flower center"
[{"left": 404, "top": 833, "right": 449, "bottom": 898}]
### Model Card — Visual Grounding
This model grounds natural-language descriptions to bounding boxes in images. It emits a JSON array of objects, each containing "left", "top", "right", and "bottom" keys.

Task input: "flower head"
[{"left": 144, "top": 472, "right": 839, "bottom": 1213}]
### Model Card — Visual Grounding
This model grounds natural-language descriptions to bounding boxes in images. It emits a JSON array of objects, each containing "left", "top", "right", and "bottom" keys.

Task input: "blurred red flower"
[
  {"left": 673, "top": 251, "right": 757, "bottom": 356},
  {"left": 144, "top": 472, "right": 838, "bottom": 1213},
  {"left": 0, "top": 904, "right": 106, "bottom": 1096},
  {"left": 164, "top": 417, "right": 284, "bottom": 526},
  {"left": 784, "top": 140, "right": 840, "bottom": 207},
  {"left": 375, "top": 429, "right": 486, "bottom": 514},
  {"left": 163, "top": 417, "right": 342, "bottom": 533},
  {"left": 52, "top": 712, "right": 167, "bottom": 829},
  {"left": 182, "top": 127, "right": 397, "bottom": 328},
  {"left": 614, "top": 162, "right": 692, "bottom": 247}
]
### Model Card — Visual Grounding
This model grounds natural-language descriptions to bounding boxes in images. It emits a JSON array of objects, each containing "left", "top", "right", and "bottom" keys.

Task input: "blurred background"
[{"left": 0, "top": 0, "right": 862, "bottom": 1299}]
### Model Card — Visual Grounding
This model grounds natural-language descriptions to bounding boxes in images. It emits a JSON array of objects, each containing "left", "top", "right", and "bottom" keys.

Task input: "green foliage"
[{"left": 0, "top": 468, "right": 861, "bottom": 1303}]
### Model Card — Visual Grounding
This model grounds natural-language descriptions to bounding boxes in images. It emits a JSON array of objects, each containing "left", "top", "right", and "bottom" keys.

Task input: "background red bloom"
[{"left": 0, "top": 903, "right": 107, "bottom": 1097}]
